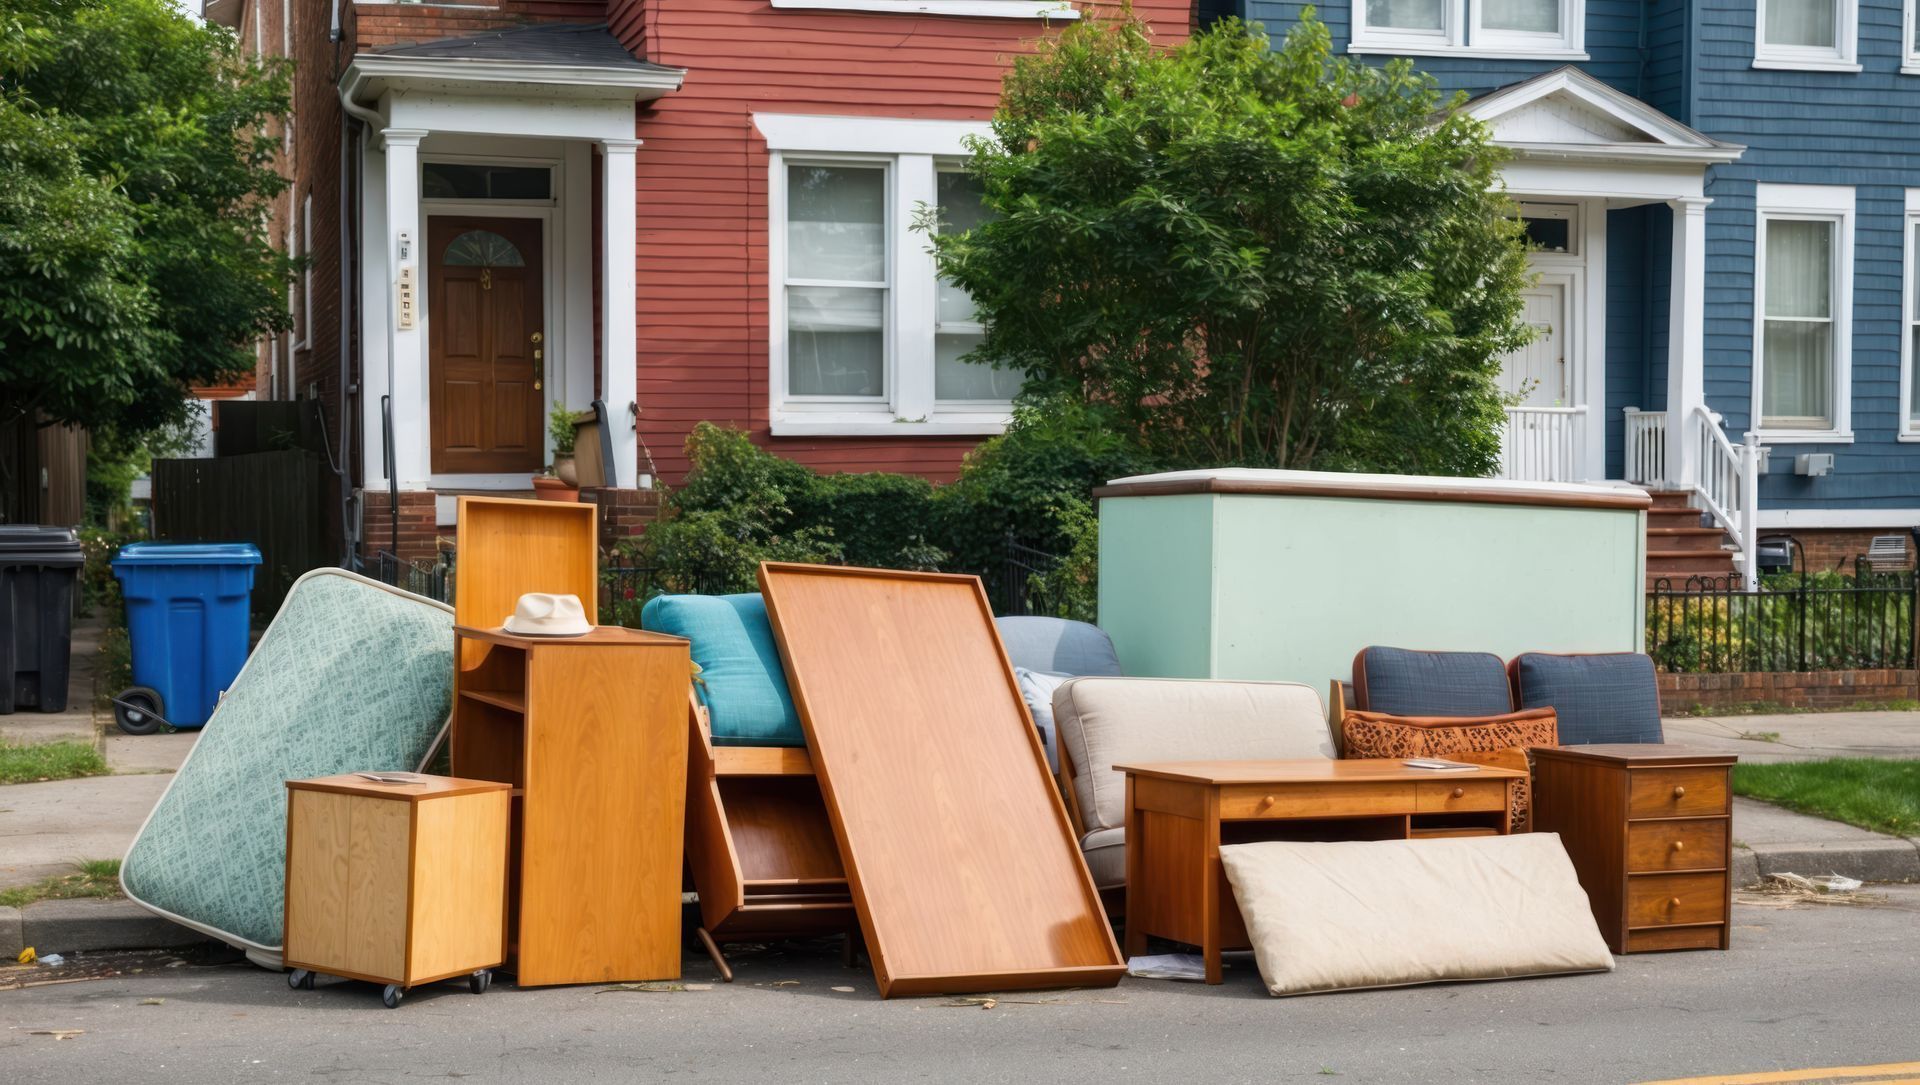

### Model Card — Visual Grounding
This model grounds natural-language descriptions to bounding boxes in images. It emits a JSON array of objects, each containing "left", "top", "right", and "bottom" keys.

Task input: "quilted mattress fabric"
[{"left": 121, "top": 569, "right": 454, "bottom": 952}]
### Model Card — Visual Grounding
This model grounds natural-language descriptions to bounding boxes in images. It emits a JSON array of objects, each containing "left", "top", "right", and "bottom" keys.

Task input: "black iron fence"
[
  {"left": 367, "top": 548, "right": 728, "bottom": 627},
  {"left": 1646, "top": 572, "right": 1918, "bottom": 673}
]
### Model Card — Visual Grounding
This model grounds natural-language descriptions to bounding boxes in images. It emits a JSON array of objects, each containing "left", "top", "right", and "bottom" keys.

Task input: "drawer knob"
[
  {"left": 1260, "top": 794, "right": 1277, "bottom": 808},
  {"left": 1668, "top": 897, "right": 1681, "bottom": 909},
  {"left": 1451, "top": 787, "right": 1465, "bottom": 798},
  {"left": 1672, "top": 785, "right": 1687, "bottom": 799},
  {"left": 1671, "top": 841, "right": 1685, "bottom": 852}
]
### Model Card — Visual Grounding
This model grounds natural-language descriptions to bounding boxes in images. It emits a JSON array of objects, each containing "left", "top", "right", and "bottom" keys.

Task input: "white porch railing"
[
  {"left": 1621, "top": 405, "right": 1762, "bottom": 590},
  {"left": 1689, "top": 406, "right": 1762, "bottom": 590},
  {"left": 1499, "top": 406, "right": 1585, "bottom": 483},
  {"left": 1622, "top": 408, "right": 1668, "bottom": 486}
]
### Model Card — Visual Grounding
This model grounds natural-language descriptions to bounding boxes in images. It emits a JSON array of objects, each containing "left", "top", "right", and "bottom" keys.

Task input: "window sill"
[
  {"left": 768, "top": 0, "right": 1078, "bottom": 18},
  {"left": 1753, "top": 430, "right": 1855, "bottom": 445},
  {"left": 1751, "top": 57, "right": 1863, "bottom": 73},
  {"left": 771, "top": 412, "right": 1011, "bottom": 437},
  {"left": 1347, "top": 43, "right": 1588, "bottom": 61},
  {"left": 1902, "top": 64, "right": 1920, "bottom": 75},
  {"left": 1896, "top": 432, "right": 1920, "bottom": 442}
]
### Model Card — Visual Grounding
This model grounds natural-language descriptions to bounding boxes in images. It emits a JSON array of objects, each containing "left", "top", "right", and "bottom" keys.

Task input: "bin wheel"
[
  {"left": 287, "top": 969, "right": 314, "bottom": 990},
  {"left": 113, "top": 687, "right": 166, "bottom": 736},
  {"left": 381, "top": 984, "right": 403, "bottom": 1009},
  {"left": 470, "top": 970, "right": 491, "bottom": 995}
]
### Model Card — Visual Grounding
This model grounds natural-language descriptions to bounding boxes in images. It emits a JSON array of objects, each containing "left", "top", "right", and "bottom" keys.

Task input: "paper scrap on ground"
[{"left": 1126, "top": 953, "right": 1207, "bottom": 981}]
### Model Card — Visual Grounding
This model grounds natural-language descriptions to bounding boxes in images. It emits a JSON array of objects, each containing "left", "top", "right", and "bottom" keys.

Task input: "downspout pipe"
[{"left": 337, "top": 70, "right": 389, "bottom": 563}]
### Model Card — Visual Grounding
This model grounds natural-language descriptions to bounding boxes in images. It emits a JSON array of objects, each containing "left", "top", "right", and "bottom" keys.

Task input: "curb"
[
  {"left": 3, "top": 898, "right": 214, "bottom": 959},
  {"left": 1741, "top": 838, "right": 1920, "bottom": 886}
]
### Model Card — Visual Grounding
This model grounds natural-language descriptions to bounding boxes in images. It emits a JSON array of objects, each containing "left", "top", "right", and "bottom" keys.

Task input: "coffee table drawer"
[
  {"left": 1414, "top": 780, "right": 1507, "bottom": 813},
  {"left": 1628, "top": 768, "right": 1728, "bottom": 819},
  {"left": 1219, "top": 782, "right": 1414, "bottom": 819},
  {"left": 1627, "top": 872, "right": 1726, "bottom": 928},
  {"left": 1627, "top": 818, "right": 1727, "bottom": 872}
]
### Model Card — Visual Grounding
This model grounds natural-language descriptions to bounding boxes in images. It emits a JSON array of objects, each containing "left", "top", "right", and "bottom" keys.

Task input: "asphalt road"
[{"left": 5, "top": 886, "right": 1919, "bottom": 1085}]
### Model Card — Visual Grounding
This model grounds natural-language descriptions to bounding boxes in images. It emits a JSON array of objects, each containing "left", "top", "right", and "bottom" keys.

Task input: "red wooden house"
[{"left": 210, "top": 0, "right": 1189, "bottom": 562}]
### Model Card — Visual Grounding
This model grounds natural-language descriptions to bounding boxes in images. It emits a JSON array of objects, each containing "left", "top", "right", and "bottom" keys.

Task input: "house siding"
[
  {"left": 619, "top": 0, "right": 1192, "bottom": 482},
  {"left": 1692, "top": 0, "right": 1920, "bottom": 511}
]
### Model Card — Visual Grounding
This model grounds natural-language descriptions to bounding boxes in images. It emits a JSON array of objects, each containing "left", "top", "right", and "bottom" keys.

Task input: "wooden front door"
[{"left": 428, "top": 217, "right": 544, "bottom": 474}]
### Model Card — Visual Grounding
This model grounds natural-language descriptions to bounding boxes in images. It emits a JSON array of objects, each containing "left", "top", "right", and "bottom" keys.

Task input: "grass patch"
[
  {"left": 0, "top": 859, "right": 122, "bottom": 909},
  {"left": 1733, "top": 759, "right": 1920, "bottom": 837},
  {"left": 0, "top": 739, "right": 108, "bottom": 785}
]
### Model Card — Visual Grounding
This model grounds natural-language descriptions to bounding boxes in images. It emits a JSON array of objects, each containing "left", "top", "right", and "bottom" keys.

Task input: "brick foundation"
[
  {"left": 1659, "top": 668, "right": 1919, "bottom": 713},
  {"left": 358, "top": 489, "right": 444, "bottom": 566},
  {"left": 1768, "top": 528, "right": 1916, "bottom": 575},
  {"left": 580, "top": 486, "right": 662, "bottom": 551}
]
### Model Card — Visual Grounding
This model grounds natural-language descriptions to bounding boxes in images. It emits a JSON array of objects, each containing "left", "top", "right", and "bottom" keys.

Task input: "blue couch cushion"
[
  {"left": 1353, "top": 646, "right": 1513, "bottom": 717},
  {"left": 1511, "top": 652, "right": 1664, "bottom": 745},
  {"left": 641, "top": 593, "right": 803, "bottom": 747},
  {"left": 995, "top": 617, "right": 1123, "bottom": 678}
]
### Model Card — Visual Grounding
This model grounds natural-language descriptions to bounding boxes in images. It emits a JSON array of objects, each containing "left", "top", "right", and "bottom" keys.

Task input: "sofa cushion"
[
  {"left": 1220, "top": 835, "right": 1614, "bottom": 997},
  {"left": 641, "top": 593, "right": 802, "bottom": 747},
  {"left": 1353, "top": 646, "right": 1513, "bottom": 717},
  {"left": 996, "top": 617, "right": 1123, "bottom": 678},
  {"left": 1339, "top": 707, "right": 1558, "bottom": 829},
  {"left": 1053, "top": 677, "right": 1334, "bottom": 837},
  {"left": 1510, "top": 652, "right": 1665, "bottom": 745},
  {"left": 1081, "top": 826, "right": 1126, "bottom": 892},
  {"left": 1015, "top": 668, "right": 1071, "bottom": 771}
]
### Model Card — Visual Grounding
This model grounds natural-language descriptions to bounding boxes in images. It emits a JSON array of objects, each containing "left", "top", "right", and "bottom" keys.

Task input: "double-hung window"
[
  {"left": 763, "top": 114, "right": 1016, "bottom": 436},
  {"left": 1352, "top": 0, "right": 1582, "bottom": 57},
  {"left": 1753, "top": 183, "right": 1853, "bottom": 440},
  {"left": 1755, "top": 0, "right": 1858, "bottom": 70}
]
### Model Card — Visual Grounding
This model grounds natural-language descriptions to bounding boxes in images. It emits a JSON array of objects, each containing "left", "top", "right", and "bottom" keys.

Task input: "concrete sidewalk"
[
  {"left": 1665, "top": 709, "right": 1920, "bottom": 763},
  {"left": 1, "top": 616, "right": 201, "bottom": 958}
]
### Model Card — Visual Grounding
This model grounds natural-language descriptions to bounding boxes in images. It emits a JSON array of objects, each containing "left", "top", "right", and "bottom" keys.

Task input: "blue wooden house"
[{"left": 1218, "top": 0, "right": 1920, "bottom": 581}]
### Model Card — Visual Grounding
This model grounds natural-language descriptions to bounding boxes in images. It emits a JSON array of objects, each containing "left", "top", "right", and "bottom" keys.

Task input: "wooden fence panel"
[{"left": 151, "top": 451, "right": 330, "bottom": 615}]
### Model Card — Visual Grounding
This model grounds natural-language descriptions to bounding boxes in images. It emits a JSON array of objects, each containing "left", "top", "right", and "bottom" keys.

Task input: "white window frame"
[
  {"left": 759, "top": 113, "right": 1012, "bottom": 438},
  {"left": 1906, "top": 0, "right": 1920, "bottom": 74},
  {"left": 1754, "top": 0, "right": 1860, "bottom": 72},
  {"left": 1350, "top": 0, "right": 1585, "bottom": 59},
  {"left": 1751, "top": 182, "right": 1854, "bottom": 444},
  {"left": 1900, "top": 189, "right": 1920, "bottom": 439}
]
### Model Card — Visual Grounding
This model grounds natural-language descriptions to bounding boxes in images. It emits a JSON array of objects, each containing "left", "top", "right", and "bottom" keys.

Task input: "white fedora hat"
[{"left": 502, "top": 592, "right": 591, "bottom": 637}]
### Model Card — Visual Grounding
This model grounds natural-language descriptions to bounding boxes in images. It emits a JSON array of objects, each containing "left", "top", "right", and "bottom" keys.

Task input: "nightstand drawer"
[
  {"left": 1414, "top": 780, "right": 1507, "bottom": 813},
  {"left": 1627, "top": 818, "right": 1728, "bottom": 872},
  {"left": 1627, "top": 872, "right": 1726, "bottom": 928},
  {"left": 1628, "top": 768, "right": 1728, "bottom": 819},
  {"left": 1626, "top": 925, "right": 1725, "bottom": 953}
]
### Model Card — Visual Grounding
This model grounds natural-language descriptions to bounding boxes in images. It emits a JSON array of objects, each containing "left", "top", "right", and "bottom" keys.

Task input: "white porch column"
[
  {"left": 600, "top": 137, "right": 640, "bottom": 488},
  {"left": 382, "top": 127, "right": 430, "bottom": 490},
  {"left": 1665, "top": 196, "right": 1710, "bottom": 490}
]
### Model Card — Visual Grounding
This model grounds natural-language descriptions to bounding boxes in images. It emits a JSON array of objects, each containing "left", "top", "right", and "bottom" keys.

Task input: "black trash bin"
[{"left": 0, "top": 525, "right": 86, "bottom": 714}]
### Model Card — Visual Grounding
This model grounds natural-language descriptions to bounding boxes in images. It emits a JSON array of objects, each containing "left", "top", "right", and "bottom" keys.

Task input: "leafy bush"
[{"left": 629, "top": 412, "right": 1145, "bottom": 612}]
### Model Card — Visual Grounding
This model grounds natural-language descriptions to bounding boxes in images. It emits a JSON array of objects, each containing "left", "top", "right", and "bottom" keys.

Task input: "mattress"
[{"left": 121, "top": 569, "right": 455, "bottom": 962}]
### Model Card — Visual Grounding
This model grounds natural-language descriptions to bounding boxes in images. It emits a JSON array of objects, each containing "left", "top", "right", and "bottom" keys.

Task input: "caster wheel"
[
  {"left": 382, "top": 984, "right": 403, "bottom": 1009},
  {"left": 469, "top": 970, "right": 491, "bottom": 995},
  {"left": 287, "top": 969, "right": 311, "bottom": 990},
  {"left": 113, "top": 687, "right": 166, "bottom": 736}
]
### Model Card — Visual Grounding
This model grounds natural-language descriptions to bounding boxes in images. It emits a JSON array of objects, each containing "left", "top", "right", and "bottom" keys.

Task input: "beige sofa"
[{"left": 1051, "top": 677, "right": 1338, "bottom": 892}]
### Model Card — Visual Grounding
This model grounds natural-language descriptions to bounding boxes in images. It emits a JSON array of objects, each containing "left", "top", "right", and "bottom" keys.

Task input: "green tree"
[
  {"left": 927, "top": 10, "right": 1533, "bottom": 476},
  {"left": 0, "top": 0, "right": 292, "bottom": 439}
]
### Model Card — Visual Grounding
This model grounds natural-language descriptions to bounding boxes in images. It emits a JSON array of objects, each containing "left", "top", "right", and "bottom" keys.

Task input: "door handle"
[{"left": 531, "top": 332, "right": 543, "bottom": 344}]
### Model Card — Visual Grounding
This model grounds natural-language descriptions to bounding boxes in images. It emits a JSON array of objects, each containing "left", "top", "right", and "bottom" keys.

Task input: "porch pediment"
[{"left": 1463, "top": 67, "right": 1742, "bottom": 166}]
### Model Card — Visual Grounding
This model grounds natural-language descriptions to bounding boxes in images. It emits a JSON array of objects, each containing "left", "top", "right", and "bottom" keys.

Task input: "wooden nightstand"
[
  {"left": 283, "top": 774, "right": 510, "bottom": 1009},
  {"left": 1531, "top": 745, "right": 1737, "bottom": 954}
]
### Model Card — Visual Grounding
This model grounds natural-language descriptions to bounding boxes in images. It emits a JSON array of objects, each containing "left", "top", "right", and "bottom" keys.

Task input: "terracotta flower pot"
[
  {"left": 531, "top": 476, "right": 579, "bottom": 503},
  {"left": 553, "top": 456, "right": 578, "bottom": 486}
]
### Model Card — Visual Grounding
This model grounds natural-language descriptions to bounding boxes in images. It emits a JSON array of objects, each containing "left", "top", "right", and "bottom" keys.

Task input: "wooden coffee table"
[{"left": 1117, "top": 758, "right": 1526, "bottom": 983}]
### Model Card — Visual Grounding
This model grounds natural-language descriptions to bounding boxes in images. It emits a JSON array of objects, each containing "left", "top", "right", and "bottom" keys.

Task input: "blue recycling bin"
[{"left": 110, "top": 542, "right": 261, "bottom": 734}]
